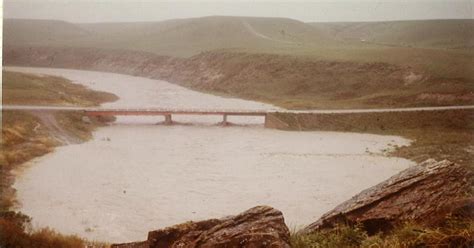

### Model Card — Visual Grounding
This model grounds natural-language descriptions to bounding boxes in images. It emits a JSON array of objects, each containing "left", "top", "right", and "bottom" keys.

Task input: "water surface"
[{"left": 10, "top": 67, "right": 413, "bottom": 242}]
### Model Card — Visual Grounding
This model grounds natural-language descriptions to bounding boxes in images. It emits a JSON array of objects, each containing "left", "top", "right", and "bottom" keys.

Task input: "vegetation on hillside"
[
  {"left": 1, "top": 71, "right": 117, "bottom": 248},
  {"left": 5, "top": 17, "right": 473, "bottom": 55},
  {"left": 291, "top": 217, "right": 474, "bottom": 248},
  {"left": 5, "top": 48, "right": 473, "bottom": 109},
  {"left": 168, "top": 52, "right": 474, "bottom": 109},
  {"left": 3, "top": 71, "right": 118, "bottom": 106}
]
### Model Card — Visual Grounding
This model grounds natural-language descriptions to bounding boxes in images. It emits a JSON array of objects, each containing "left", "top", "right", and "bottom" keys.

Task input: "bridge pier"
[
  {"left": 220, "top": 114, "right": 229, "bottom": 126},
  {"left": 164, "top": 114, "right": 173, "bottom": 125}
]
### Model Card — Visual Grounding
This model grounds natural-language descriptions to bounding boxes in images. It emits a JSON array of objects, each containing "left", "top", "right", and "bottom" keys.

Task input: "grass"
[
  {"left": 291, "top": 225, "right": 368, "bottom": 248},
  {"left": 170, "top": 50, "right": 473, "bottom": 110},
  {"left": 291, "top": 219, "right": 474, "bottom": 248},
  {"left": 1, "top": 71, "right": 117, "bottom": 248},
  {"left": 0, "top": 212, "right": 85, "bottom": 248},
  {"left": 3, "top": 70, "right": 118, "bottom": 106}
]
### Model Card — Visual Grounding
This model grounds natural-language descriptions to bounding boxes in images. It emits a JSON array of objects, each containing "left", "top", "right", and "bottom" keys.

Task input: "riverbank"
[
  {"left": 5, "top": 47, "right": 474, "bottom": 109},
  {"left": 268, "top": 109, "right": 474, "bottom": 169},
  {"left": 1, "top": 71, "right": 117, "bottom": 247}
]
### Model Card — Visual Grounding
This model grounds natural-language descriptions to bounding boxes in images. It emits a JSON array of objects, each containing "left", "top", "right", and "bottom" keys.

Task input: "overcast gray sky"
[{"left": 4, "top": 0, "right": 473, "bottom": 23}]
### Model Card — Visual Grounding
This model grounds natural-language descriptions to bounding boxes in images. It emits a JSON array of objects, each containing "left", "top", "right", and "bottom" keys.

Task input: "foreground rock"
[
  {"left": 112, "top": 206, "right": 291, "bottom": 248},
  {"left": 303, "top": 159, "right": 473, "bottom": 234}
]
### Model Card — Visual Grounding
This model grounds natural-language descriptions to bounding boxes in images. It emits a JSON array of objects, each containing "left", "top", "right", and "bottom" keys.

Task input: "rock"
[
  {"left": 81, "top": 116, "right": 92, "bottom": 124},
  {"left": 112, "top": 206, "right": 291, "bottom": 248},
  {"left": 111, "top": 241, "right": 148, "bottom": 248},
  {"left": 302, "top": 159, "right": 473, "bottom": 235}
]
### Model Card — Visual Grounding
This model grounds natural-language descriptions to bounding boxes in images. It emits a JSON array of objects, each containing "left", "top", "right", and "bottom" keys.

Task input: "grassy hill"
[
  {"left": 5, "top": 16, "right": 339, "bottom": 57},
  {"left": 310, "top": 19, "right": 474, "bottom": 49},
  {"left": 3, "top": 19, "right": 91, "bottom": 47},
  {"left": 5, "top": 17, "right": 473, "bottom": 56},
  {"left": 79, "top": 16, "right": 337, "bottom": 56},
  {"left": 3, "top": 71, "right": 117, "bottom": 106}
]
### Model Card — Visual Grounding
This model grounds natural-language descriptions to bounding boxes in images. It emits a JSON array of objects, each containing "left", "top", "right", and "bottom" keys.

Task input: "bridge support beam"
[
  {"left": 220, "top": 114, "right": 229, "bottom": 126},
  {"left": 164, "top": 114, "right": 173, "bottom": 125},
  {"left": 222, "top": 114, "right": 229, "bottom": 126}
]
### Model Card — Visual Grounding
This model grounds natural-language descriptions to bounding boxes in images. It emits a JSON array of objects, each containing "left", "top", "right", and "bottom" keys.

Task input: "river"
[{"left": 9, "top": 67, "right": 414, "bottom": 243}]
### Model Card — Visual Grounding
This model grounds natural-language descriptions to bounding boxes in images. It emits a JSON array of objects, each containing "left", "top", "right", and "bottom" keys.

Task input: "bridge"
[
  {"left": 83, "top": 108, "right": 269, "bottom": 125},
  {"left": 3, "top": 104, "right": 474, "bottom": 126},
  {"left": 2, "top": 105, "right": 272, "bottom": 125}
]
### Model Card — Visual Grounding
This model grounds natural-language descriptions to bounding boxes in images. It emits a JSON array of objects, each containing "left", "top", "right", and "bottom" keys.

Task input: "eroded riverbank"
[{"left": 8, "top": 67, "right": 414, "bottom": 243}]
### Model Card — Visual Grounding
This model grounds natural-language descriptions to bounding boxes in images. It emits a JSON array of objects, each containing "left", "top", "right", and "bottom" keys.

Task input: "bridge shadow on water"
[
  {"left": 109, "top": 115, "right": 266, "bottom": 128},
  {"left": 155, "top": 121, "right": 264, "bottom": 128}
]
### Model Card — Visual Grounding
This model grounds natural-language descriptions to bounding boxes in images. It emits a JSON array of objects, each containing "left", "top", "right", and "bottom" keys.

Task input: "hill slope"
[
  {"left": 4, "top": 19, "right": 91, "bottom": 47},
  {"left": 6, "top": 17, "right": 473, "bottom": 56},
  {"left": 310, "top": 19, "right": 474, "bottom": 49},
  {"left": 5, "top": 16, "right": 337, "bottom": 57}
]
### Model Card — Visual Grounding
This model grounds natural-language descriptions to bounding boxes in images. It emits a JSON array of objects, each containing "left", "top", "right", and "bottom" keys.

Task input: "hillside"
[
  {"left": 3, "top": 70, "right": 118, "bottom": 106},
  {"left": 310, "top": 19, "right": 474, "bottom": 49},
  {"left": 5, "top": 18, "right": 473, "bottom": 57},
  {"left": 5, "top": 16, "right": 338, "bottom": 57},
  {"left": 4, "top": 17, "right": 474, "bottom": 109},
  {"left": 3, "top": 19, "right": 91, "bottom": 47},
  {"left": 5, "top": 47, "right": 474, "bottom": 109},
  {"left": 79, "top": 16, "right": 336, "bottom": 55},
  {"left": 4, "top": 17, "right": 473, "bottom": 77}
]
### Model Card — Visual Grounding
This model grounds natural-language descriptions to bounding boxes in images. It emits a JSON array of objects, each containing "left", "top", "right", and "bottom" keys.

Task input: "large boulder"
[
  {"left": 112, "top": 206, "right": 291, "bottom": 248},
  {"left": 303, "top": 159, "right": 473, "bottom": 234}
]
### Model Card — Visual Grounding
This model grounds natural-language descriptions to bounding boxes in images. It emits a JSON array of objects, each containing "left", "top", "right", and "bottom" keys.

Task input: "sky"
[{"left": 3, "top": 0, "right": 473, "bottom": 23}]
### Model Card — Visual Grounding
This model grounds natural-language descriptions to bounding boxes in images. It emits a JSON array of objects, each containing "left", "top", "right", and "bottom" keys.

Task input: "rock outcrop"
[
  {"left": 303, "top": 159, "right": 473, "bottom": 234},
  {"left": 112, "top": 206, "right": 291, "bottom": 248}
]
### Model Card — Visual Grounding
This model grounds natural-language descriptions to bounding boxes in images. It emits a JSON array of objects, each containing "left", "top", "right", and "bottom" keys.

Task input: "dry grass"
[
  {"left": 0, "top": 111, "right": 94, "bottom": 248},
  {"left": 160, "top": 51, "right": 474, "bottom": 110},
  {"left": 291, "top": 219, "right": 474, "bottom": 248},
  {"left": 3, "top": 70, "right": 118, "bottom": 106},
  {"left": 291, "top": 203, "right": 474, "bottom": 248}
]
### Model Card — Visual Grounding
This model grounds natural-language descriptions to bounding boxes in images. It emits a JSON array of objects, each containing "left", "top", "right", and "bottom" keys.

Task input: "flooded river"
[{"left": 9, "top": 67, "right": 414, "bottom": 243}]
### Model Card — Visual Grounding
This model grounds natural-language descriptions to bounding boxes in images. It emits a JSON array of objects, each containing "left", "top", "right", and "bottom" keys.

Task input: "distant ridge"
[
  {"left": 310, "top": 19, "right": 474, "bottom": 49},
  {"left": 4, "top": 17, "right": 474, "bottom": 56},
  {"left": 4, "top": 19, "right": 91, "bottom": 46},
  {"left": 5, "top": 16, "right": 338, "bottom": 56}
]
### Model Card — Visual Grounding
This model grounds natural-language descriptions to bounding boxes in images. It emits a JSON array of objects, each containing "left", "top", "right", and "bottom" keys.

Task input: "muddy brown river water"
[{"left": 9, "top": 67, "right": 414, "bottom": 243}]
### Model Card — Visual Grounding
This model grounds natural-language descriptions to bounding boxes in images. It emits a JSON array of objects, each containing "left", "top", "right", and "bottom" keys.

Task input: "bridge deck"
[
  {"left": 2, "top": 105, "right": 474, "bottom": 115},
  {"left": 83, "top": 109, "right": 268, "bottom": 116}
]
